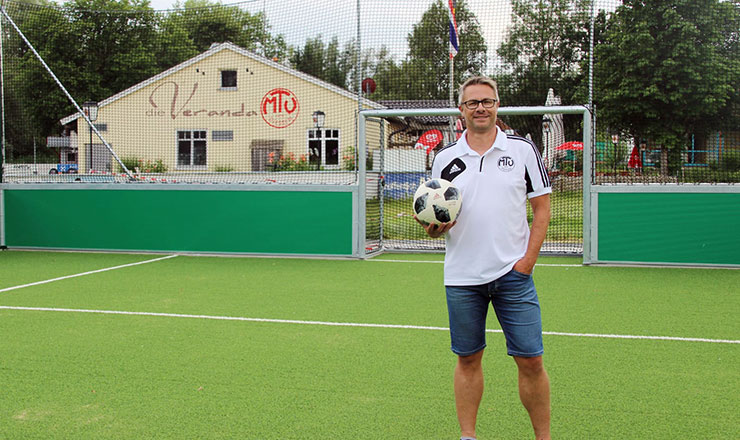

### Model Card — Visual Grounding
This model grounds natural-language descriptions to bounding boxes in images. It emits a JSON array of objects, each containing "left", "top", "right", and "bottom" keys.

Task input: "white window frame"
[
  {"left": 176, "top": 129, "right": 208, "bottom": 169},
  {"left": 307, "top": 128, "right": 341, "bottom": 169}
]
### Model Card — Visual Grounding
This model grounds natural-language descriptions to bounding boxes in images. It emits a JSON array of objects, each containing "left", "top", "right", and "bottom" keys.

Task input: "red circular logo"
[{"left": 260, "top": 88, "right": 299, "bottom": 128}]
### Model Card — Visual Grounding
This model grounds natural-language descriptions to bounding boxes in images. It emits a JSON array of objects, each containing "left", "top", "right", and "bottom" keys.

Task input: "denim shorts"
[{"left": 445, "top": 269, "right": 544, "bottom": 358}]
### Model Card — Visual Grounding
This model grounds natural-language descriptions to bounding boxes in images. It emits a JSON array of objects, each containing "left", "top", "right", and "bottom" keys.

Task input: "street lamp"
[
  {"left": 542, "top": 116, "right": 552, "bottom": 168},
  {"left": 611, "top": 132, "right": 620, "bottom": 181},
  {"left": 82, "top": 101, "right": 98, "bottom": 173},
  {"left": 312, "top": 110, "right": 325, "bottom": 129},
  {"left": 311, "top": 111, "right": 325, "bottom": 170}
]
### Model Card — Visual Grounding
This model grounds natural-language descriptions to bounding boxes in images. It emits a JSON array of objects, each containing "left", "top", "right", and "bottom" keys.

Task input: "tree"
[
  {"left": 401, "top": 0, "right": 487, "bottom": 100},
  {"left": 289, "top": 36, "right": 353, "bottom": 89},
  {"left": 161, "top": 0, "right": 288, "bottom": 64},
  {"left": 1, "top": 0, "right": 290, "bottom": 164},
  {"left": 595, "top": 0, "right": 740, "bottom": 174},
  {"left": 6, "top": 0, "right": 160, "bottom": 142},
  {"left": 496, "top": 0, "right": 592, "bottom": 106}
]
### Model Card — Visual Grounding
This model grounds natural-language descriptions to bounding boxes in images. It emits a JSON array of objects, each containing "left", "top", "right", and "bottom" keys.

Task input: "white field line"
[
  {"left": 0, "top": 255, "right": 179, "bottom": 294},
  {"left": 369, "top": 259, "right": 581, "bottom": 267},
  {"left": 0, "top": 305, "right": 737, "bottom": 345},
  {"left": 369, "top": 260, "right": 739, "bottom": 269}
]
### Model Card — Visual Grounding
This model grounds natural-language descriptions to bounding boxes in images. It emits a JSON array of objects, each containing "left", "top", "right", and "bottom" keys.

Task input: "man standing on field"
[{"left": 416, "top": 76, "right": 552, "bottom": 440}]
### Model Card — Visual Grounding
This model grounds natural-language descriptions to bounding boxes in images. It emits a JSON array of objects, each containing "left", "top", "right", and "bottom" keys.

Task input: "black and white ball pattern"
[{"left": 413, "top": 178, "right": 462, "bottom": 225}]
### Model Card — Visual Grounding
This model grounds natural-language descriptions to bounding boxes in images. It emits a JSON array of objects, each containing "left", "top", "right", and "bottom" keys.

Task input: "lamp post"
[
  {"left": 82, "top": 101, "right": 98, "bottom": 173},
  {"left": 312, "top": 110, "right": 325, "bottom": 130},
  {"left": 611, "top": 132, "right": 620, "bottom": 182},
  {"left": 542, "top": 116, "right": 551, "bottom": 169},
  {"left": 311, "top": 110, "right": 325, "bottom": 170}
]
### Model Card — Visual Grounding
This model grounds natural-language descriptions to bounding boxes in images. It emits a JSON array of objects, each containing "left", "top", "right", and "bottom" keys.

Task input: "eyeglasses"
[{"left": 461, "top": 98, "right": 498, "bottom": 110}]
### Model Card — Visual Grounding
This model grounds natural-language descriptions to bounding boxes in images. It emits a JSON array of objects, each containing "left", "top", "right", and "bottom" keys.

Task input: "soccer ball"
[{"left": 413, "top": 178, "right": 462, "bottom": 225}]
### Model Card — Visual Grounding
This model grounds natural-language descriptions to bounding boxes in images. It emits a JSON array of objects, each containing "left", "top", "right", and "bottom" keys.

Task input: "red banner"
[{"left": 414, "top": 129, "right": 444, "bottom": 154}]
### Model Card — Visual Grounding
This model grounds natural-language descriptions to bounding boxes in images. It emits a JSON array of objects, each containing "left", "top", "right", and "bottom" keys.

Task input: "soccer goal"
[{"left": 358, "top": 106, "right": 593, "bottom": 257}]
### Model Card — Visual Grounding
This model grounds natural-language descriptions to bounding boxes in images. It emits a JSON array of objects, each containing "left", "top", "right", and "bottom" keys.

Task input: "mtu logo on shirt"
[{"left": 498, "top": 156, "right": 515, "bottom": 172}]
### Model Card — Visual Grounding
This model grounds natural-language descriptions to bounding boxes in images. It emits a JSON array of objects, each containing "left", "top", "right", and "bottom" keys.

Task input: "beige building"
[{"left": 60, "top": 42, "right": 385, "bottom": 177}]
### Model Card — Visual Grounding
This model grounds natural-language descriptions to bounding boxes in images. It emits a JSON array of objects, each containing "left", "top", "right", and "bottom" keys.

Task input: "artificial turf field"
[{"left": 0, "top": 250, "right": 737, "bottom": 439}]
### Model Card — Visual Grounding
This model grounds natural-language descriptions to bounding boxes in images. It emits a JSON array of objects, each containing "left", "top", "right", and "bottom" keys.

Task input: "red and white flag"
[{"left": 447, "top": 0, "right": 459, "bottom": 58}]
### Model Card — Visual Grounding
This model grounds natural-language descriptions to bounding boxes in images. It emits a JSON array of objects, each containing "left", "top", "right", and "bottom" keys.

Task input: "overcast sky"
[
  {"left": 146, "top": 0, "right": 517, "bottom": 70},
  {"left": 146, "top": 0, "right": 619, "bottom": 71}
]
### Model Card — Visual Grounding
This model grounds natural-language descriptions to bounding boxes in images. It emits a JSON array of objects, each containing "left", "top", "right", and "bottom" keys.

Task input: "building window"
[
  {"left": 212, "top": 130, "right": 234, "bottom": 141},
  {"left": 178, "top": 130, "right": 207, "bottom": 168},
  {"left": 307, "top": 129, "right": 340, "bottom": 168},
  {"left": 221, "top": 70, "right": 237, "bottom": 89}
]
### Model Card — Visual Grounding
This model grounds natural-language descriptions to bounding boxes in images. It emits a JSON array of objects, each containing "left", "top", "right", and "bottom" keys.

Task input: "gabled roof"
[
  {"left": 61, "top": 42, "right": 385, "bottom": 125},
  {"left": 379, "top": 99, "right": 517, "bottom": 134},
  {"left": 378, "top": 100, "right": 455, "bottom": 126}
]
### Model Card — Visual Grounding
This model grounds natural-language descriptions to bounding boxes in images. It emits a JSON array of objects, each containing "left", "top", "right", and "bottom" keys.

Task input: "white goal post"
[{"left": 356, "top": 106, "right": 593, "bottom": 260}]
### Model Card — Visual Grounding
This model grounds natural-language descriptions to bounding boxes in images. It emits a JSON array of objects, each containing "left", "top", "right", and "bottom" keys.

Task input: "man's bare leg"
[
  {"left": 455, "top": 350, "right": 485, "bottom": 439},
  {"left": 514, "top": 355, "right": 551, "bottom": 440}
]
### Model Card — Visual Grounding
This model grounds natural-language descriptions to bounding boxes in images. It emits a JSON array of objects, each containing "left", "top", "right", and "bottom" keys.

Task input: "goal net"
[{"left": 362, "top": 106, "right": 588, "bottom": 255}]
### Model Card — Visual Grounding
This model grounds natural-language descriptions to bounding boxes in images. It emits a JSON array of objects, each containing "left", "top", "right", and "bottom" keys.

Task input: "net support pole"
[
  {"left": 582, "top": 107, "right": 593, "bottom": 265},
  {"left": 0, "top": 186, "right": 5, "bottom": 248},
  {"left": 0, "top": 3, "right": 3, "bottom": 248},
  {"left": 356, "top": 105, "right": 367, "bottom": 258},
  {"left": 0, "top": 5, "right": 6, "bottom": 184}
]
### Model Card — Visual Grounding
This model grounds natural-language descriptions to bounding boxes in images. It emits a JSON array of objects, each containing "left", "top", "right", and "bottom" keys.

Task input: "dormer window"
[{"left": 221, "top": 70, "right": 237, "bottom": 89}]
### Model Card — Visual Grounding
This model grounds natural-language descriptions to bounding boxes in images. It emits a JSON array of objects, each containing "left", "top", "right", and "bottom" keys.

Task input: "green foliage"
[
  {"left": 711, "top": 148, "right": 740, "bottom": 173},
  {"left": 162, "top": 1, "right": 286, "bottom": 58},
  {"left": 267, "top": 151, "right": 313, "bottom": 171},
  {"left": 1, "top": 0, "right": 287, "bottom": 163},
  {"left": 497, "top": 0, "right": 592, "bottom": 106},
  {"left": 289, "top": 36, "right": 353, "bottom": 88},
  {"left": 494, "top": 0, "right": 593, "bottom": 144},
  {"left": 286, "top": 0, "right": 486, "bottom": 101},
  {"left": 118, "top": 156, "right": 142, "bottom": 173},
  {"left": 118, "top": 156, "right": 167, "bottom": 173},
  {"left": 341, "top": 148, "right": 372, "bottom": 171},
  {"left": 399, "top": 0, "right": 487, "bottom": 100},
  {"left": 595, "top": 0, "right": 740, "bottom": 166},
  {"left": 214, "top": 164, "right": 235, "bottom": 172}
]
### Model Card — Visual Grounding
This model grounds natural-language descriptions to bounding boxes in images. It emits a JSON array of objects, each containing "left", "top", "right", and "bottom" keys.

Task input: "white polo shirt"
[{"left": 431, "top": 127, "right": 551, "bottom": 286}]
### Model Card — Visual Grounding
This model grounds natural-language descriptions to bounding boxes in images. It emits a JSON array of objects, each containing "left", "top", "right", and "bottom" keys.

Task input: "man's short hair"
[{"left": 457, "top": 76, "right": 499, "bottom": 106}]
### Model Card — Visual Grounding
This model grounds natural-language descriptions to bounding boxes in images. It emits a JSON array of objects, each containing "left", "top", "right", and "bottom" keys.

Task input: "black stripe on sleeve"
[{"left": 509, "top": 135, "right": 551, "bottom": 188}]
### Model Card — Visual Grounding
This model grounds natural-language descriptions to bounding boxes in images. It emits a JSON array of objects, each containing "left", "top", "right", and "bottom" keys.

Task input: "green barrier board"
[
  {"left": 4, "top": 189, "right": 353, "bottom": 255},
  {"left": 598, "top": 192, "right": 740, "bottom": 265}
]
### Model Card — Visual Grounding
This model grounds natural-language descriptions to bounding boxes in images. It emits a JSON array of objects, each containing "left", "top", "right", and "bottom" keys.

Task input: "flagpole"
[
  {"left": 447, "top": 0, "right": 458, "bottom": 142},
  {"left": 449, "top": 54, "right": 455, "bottom": 138}
]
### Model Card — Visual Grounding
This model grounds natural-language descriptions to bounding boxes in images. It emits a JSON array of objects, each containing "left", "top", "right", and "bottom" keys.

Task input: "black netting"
[{"left": 1, "top": 0, "right": 738, "bottom": 254}]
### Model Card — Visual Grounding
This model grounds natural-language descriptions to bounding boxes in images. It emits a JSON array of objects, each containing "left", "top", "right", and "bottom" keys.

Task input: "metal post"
[
  {"left": 0, "top": 5, "right": 5, "bottom": 184},
  {"left": 0, "top": 186, "right": 5, "bottom": 248},
  {"left": 89, "top": 125, "right": 93, "bottom": 173},
  {"left": 582, "top": 108, "right": 593, "bottom": 265},
  {"left": 357, "top": 108, "right": 366, "bottom": 258}
]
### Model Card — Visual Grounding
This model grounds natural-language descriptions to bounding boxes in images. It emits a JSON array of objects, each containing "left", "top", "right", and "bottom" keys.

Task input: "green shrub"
[
  {"left": 268, "top": 152, "right": 313, "bottom": 171},
  {"left": 118, "top": 157, "right": 167, "bottom": 173}
]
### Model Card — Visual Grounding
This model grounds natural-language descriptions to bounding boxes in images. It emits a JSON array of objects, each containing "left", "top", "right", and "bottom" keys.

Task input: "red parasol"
[
  {"left": 628, "top": 146, "right": 643, "bottom": 168},
  {"left": 555, "top": 141, "right": 584, "bottom": 151}
]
